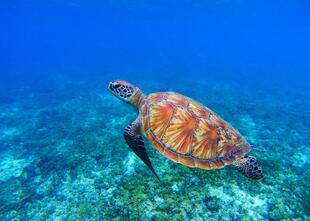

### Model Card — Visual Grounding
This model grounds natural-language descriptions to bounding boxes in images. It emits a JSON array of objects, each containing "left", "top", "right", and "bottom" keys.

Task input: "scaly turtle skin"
[{"left": 108, "top": 80, "right": 264, "bottom": 180}]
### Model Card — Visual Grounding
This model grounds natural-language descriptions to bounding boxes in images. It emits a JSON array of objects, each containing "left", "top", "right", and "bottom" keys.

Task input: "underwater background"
[{"left": 1, "top": 1, "right": 309, "bottom": 220}]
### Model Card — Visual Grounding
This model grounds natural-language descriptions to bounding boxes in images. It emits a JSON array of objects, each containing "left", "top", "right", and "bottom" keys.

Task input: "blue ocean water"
[{"left": 0, "top": 1, "right": 309, "bottom": 220}]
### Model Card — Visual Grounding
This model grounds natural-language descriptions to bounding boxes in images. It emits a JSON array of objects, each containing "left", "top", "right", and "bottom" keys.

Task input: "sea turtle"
[{"left": 108, "top": 80, "right": 264, "bottom": 180}]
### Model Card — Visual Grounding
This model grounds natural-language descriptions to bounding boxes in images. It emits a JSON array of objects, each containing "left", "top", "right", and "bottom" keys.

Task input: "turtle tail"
[{"left": 234, "top": 156, "right": 264, "bottom": 180}]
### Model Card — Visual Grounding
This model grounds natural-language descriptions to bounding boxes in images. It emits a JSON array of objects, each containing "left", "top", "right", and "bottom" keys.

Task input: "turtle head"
[{"left": 108, "top": 80, "right": 145, "bottom": 107}]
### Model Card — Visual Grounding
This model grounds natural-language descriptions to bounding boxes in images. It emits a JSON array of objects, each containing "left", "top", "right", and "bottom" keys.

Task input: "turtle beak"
[
  {"left": 108, "top": 82, "right": 113, "bottom": 90},
  {"left": 108, "top": 81, "right": 121, "bottom": 97},
  {"left": 108, "top": 81, "right": 116, "bottom": 92}
]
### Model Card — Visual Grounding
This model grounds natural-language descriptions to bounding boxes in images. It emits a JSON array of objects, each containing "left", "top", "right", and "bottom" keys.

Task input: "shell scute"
[
  {"left": 178, "top": 155, "right": 195, "bottom": 168},
  {"left": 192, "top": 119, "right": 218, "bottom": 159},
  {"left": 166, "top": 95, "right": 189, "bottom": 107},
  {"left": 162, "top": 148, "right": 179, "bottom": 163},
  {"left": 188, "top": 100, "right": 211, "bottom": 118},
  {"left": 149, "top": 102, "right": 174, "bottom": 139},
  {"left": 195, "top": 160, "right": 211, "bottom": 169},
  {"left": 162, "top": 108, "right": 197, "bottom": 154},
  {"left": 148, "top": 92, "right": 167, "bottom": 103}
]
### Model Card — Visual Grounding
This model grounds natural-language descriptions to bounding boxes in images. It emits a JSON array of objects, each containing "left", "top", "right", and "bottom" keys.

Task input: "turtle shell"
[{"left": 141, "top": 92, "right": 250, "bottom": 169}]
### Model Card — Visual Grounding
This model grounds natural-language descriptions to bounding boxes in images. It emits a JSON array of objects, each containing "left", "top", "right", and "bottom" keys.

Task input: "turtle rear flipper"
[
  {"left": 124, "top": 117, "right": 160, "bottom": 180},
  {"left": 234, "top": 156, "right": 264, "bottom": 180}
]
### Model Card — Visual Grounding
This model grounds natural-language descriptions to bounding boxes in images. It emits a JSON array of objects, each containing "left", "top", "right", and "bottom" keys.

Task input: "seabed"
[{"left": 0, "top": 76, "right": 309, "bottom": 220}]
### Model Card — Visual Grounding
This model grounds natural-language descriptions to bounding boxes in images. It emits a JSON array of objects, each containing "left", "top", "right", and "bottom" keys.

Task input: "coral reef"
[{"left": 0, "top": 76, "right": 309, "bottom": 220}]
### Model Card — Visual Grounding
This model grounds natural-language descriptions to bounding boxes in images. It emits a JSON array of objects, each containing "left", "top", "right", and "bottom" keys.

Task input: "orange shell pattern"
[{"left": 141, "top": 92, "right": 250, "bottom": 169}]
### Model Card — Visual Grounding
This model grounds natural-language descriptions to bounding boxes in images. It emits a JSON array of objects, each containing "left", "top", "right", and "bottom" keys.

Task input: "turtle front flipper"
[
  {"left": 234, "top": 156, "right": 264, "bottom": 180},
  {"left": 124, "top": 117, "right": 160, "bottom": 180}
]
